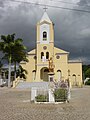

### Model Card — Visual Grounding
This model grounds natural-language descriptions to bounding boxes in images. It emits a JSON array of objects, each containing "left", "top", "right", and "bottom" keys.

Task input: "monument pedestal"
[
  {"left": 49, "top": 89, "right": 55, "bottom": 103},
  {"left": 48, "top": 72, "right": 55, "bottom": 103},
  {"left": 48, "top": 72, "right": 54, "bottom": 82},
  {"left": 48, "top": 72, "right": 55, "bottom": 88}
]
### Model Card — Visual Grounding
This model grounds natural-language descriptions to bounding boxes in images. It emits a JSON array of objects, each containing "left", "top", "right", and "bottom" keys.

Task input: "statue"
[{"left": 49, "top": 57, "right": 55, "bottom": 72}]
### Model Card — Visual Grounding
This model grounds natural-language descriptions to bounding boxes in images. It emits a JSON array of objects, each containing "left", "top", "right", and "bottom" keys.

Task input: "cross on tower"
[{"left": 43, "top": 6, "right": 48, "bottom": 12}]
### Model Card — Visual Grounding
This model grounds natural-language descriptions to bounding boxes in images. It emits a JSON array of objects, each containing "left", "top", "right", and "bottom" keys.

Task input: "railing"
[{"left": 31, "top": 87, "right": 70, "bottom": 103}]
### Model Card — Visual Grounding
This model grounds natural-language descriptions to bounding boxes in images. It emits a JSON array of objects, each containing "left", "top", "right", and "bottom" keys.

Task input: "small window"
[
  {"left": 32, "top": 70, "right": 36, "bottom": 72},
  {"left": 43, "top": 31, "right": 47, "bottom": 41},
  {"left": 33, "top": 56, "right": 37, "bottom": 60},
  {"left": 56, "top": 55, "right": 60, "bottom": 59},
  {"left": 46, "top": 52, "right": 49, "bottom": 59},
  {"left": 41, "top": 52, "right": 44, "bottom": 59},
  {"left": 57, "top": 70, "right": 61, "bottom": 72}
]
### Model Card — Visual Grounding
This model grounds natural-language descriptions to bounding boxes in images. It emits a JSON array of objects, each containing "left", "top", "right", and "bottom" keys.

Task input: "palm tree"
[
  {"left": 16, "top": 65, "right": 28, "bottom": 80},
  {"left": 0, "top": 34, "right": 28, "bottom": 87},
  {"left": 12, "top": 42, "right": 28, "bottom": 80},
  {"left": 0, "top": 34, "right": 15, "bottom": 87}
]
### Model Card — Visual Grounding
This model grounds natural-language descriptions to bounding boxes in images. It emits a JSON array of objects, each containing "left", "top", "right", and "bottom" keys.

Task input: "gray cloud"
[
  {"left": 78, "top": 0, "right": 89, "bottom": 6},
  {"left": 0, "top": 0, "right": 5, "bottom": 8},
  {"left": 49, "top": 0, "right": 90, "bottom": 64},
  {"left": 0, "top": 0, "right": 90, "bottom": 64}
]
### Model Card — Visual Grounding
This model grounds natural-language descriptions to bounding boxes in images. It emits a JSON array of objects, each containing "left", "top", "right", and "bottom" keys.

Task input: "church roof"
[
  {"left": 28, "top": 49, "right": 36, "bottom": 55},
  {"left": 54, "top": 47, "right": 69, "bottom": 54},
  {"left": 40, "top": 12, "right": 52, "bottom": 23},
  {"left": 68, "top": 60, "right": 82, "bottom": 63}
]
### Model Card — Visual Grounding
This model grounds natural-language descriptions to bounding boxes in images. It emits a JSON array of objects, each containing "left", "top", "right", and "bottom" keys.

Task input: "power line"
[
  {"left": 6, "top": 0, "right": 90, "bottom": 13},
  {"left": 50, "top": 0, "right": 79, "bottom": 6},
  {"left": 50, "top": 0, "right": 90, "bottom": 7}
]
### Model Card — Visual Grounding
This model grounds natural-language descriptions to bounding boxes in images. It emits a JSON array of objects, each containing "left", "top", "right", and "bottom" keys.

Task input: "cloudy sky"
[{"left": 0, "top": 0, "right": 90, "bottom": 64}]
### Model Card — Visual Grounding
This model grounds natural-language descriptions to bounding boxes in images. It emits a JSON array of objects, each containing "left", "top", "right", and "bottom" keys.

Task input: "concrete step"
[{"left": 16, "top": 81, "right": 49, "bottom": 89}]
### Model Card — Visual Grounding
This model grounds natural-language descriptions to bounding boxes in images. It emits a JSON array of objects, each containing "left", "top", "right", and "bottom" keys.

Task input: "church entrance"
[{"left": 40, "top": 67, "right": 49, "bottom": 82}]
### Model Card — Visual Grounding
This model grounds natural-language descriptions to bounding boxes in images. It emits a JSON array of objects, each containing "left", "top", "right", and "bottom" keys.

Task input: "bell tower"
[
  {"left": 36, "top": 12, "right": 54, "bottom": 62},
  {"left": 36, "top": 11, "right": 54, "bottom": 81}
]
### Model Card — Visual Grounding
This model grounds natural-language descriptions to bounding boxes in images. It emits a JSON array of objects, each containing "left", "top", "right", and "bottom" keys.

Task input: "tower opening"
[
  {"left": 46, "top": 52, "right": 49, "bottom": 59},
  {"left": 41, "top": 52, "right": 44, "bottom": 59},
  {"left": 43, "top": 31, "right": 47, "bottom": 41}
]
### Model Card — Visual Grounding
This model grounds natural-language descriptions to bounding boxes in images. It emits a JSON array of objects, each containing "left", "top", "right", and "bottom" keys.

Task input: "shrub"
[
  {"left": 35, "top": 94, "right": 48, "bottom": 102},
  {"left": 54, "top": 88, "right": 67, "bottom": 102}
]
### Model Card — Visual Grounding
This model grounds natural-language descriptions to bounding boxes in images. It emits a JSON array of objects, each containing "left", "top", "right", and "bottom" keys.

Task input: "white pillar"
[
  {"left": 67, "top": 87, "right": 71, "bottom": 101},
  {"left": 49, "top": 89, "right": 55, "bottom": 103},
  {"left": 58, "top": 72, "right": 60, "bottom": 81},
  {"left": 31, "top": 87, "right": 37, "bottom": 101}
]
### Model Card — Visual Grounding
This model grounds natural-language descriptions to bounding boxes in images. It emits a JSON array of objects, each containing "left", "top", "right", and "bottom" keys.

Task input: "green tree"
[
  {"left": 0, "top": 60, "right": 3, "bottom": 79},
  {"left": 82, "top": 65, "right": 90, "bottom": 79},
  {"left": 0, "top": 34, "right": 14, "bottom": 87},
  {"left": 11, "top": 38, "right": 28, "bottom": 80},
  {"left": 0, "top": 34, "right": 28, "bottom": 87},
  {"left": 17, "top": 65, "right": 28, "bottom": 79},
  {"left": 85, "top": 68, "right": 90, "bottom": 78}
]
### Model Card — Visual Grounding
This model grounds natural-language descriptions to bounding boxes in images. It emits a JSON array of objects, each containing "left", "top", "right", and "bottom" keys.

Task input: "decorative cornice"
[
  {"left": 55, "top": 53, "right": 68, "bottom": 55},
  {"left": 68, "top": 60, "right": 82, "bottom": 63},
  {"left": 49, "top": 41, "right": 54, "bottom": 43},
  {"left": 20, "top": 62, "right": 26, "bottom": 64},
  {"left": 36, "top": 64, "right": 48, "bottom": 66},
  {"left": 27, "top": 53, "right": 36, "bottom": 56},
  {"left": 39, "top": 20, "right": 51, "bottom": 25}
]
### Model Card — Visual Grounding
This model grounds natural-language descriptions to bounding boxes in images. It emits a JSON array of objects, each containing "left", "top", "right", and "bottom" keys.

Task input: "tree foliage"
[
  {"left": 82, "top": 65, "right": 90, "bottom": 79},
  {"left": 16, "top": 65, "right": 28, "bottom": 79},
  {"left": 0, "top": 34, "right": 28, "bottom": 87}
]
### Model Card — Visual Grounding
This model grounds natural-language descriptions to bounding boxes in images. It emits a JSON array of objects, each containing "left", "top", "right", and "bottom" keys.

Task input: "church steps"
[{"left": 16, "top": 81, "right": 49, "bottom": 89}]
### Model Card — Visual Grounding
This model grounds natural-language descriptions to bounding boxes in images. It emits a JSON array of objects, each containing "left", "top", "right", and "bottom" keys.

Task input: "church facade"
[{"left": 21, "top": 12, "right": 83, "bottom": 87}]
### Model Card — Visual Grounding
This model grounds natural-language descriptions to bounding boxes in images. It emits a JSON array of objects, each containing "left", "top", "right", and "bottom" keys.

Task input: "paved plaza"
[{"left": 0, "top": 86, "right": 90, "bottom": 120}]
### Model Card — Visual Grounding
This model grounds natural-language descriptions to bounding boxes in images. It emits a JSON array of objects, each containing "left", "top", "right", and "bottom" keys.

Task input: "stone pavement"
[{"left": 0, "top": 86, "right": 90, "bottom": 120}]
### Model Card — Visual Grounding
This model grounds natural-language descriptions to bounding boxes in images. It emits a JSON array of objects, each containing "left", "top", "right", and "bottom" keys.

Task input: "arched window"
[
  {"left": 41, "top": 52, "right": 44, "bottom": 59},
  {"left": 57, "top": 70, "right": 61, "bottom": 72},
  {"left": 32, "top": 70, "right": 36, "bottom": 72},
  {"left": 68, "top": 69, "right": 70, "bottom": 76},
  {"left": 32, "top": 70, "right": 36, "bottom": 80},
  {"left": 43, "top": 31, "right": 47, "bottom": 41},
  {"left": 46, "top": 52, "right": 49, "bottom": 59},
  {"left": 72, "top": 74, "right": 76, "bottom": 77},
  {"left": 57, "top": 70, "right": 62, "bottom": 81},
  {"left": 72, "top": 74, "right": 77, "bottom": 86}
]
